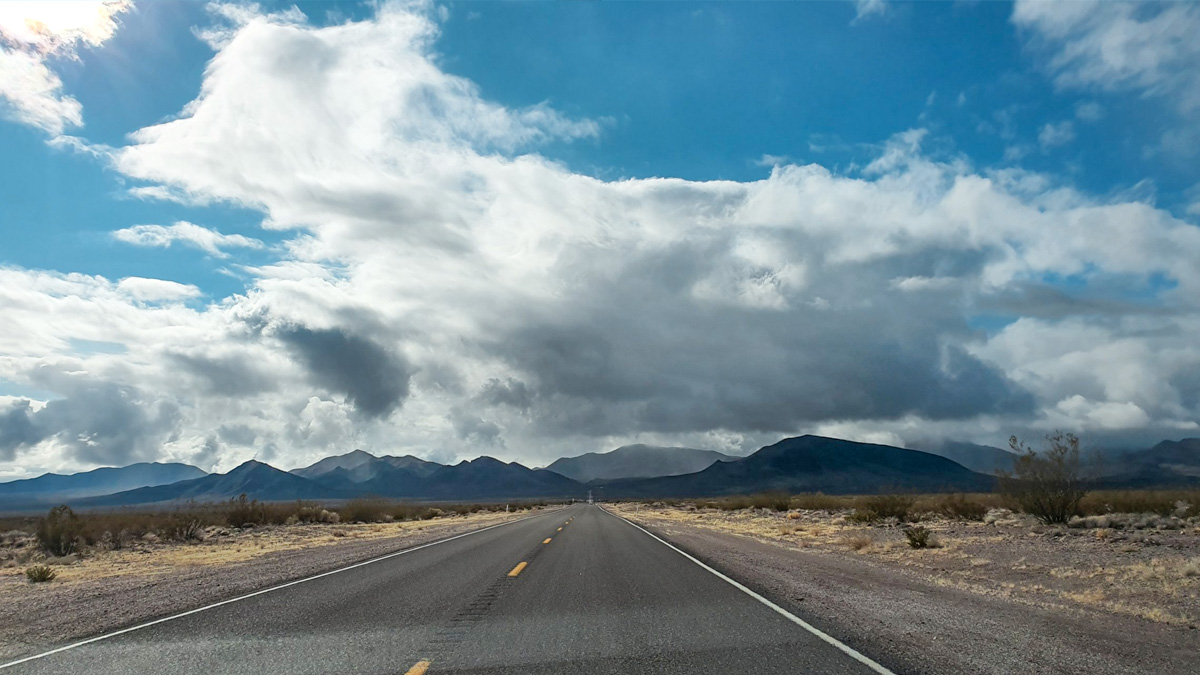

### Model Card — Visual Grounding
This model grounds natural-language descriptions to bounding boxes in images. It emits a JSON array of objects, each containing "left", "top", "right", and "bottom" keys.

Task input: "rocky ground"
[
  {"left": 0, "top": 508, "right": 551, "bottom": 661},
  {"left": 611, "top": 502, "right": 1200, "bottom": 675}
]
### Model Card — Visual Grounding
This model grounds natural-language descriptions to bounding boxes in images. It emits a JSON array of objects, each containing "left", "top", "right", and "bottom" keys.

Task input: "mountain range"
[
  {"left": 2, "top": 436, "right": 1197, "bottom": 512},
  {"left": 598, "top": 436, "right": 996, "bottom": 498},
  {"left": 0, "top": 462, "right": 206, "bottom": 510}
]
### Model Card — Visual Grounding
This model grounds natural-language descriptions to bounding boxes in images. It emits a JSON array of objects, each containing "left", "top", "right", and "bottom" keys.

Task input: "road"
[{"left": 1, "top": 504, "right": 892, "bottom": 674}]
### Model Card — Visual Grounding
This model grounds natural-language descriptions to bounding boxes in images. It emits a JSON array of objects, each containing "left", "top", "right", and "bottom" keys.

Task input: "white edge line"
[
  {"left": 600, "top": 505, "right": 895, "bottom": 675},
  {"left": 0, "top": 509, "right": 559, "bottom": 670}
]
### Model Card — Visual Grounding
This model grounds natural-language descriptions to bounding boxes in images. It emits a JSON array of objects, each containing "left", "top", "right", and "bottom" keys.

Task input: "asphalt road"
[{"left": 2, "top": 504, "right": 891, "bottom": 674}]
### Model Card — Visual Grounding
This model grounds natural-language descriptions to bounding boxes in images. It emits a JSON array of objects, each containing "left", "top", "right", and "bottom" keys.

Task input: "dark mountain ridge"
[
  {"left": 600, "top": 435, "right": 995, "bottom": 498},
  {"left": 77, "top": 460, "right": 342, "bottom": 507},
  {"left": 1103, "top": 438, "right": 1200, "bottom": 487},
  {"left": 545, "top": 444, "right": 737, "bottom": 483},
  {"left": 72, "top": 456, "right": 583, "bottom": 508},
  {"left": 0, "top": 462, "right": 207, "bottom": 509}
]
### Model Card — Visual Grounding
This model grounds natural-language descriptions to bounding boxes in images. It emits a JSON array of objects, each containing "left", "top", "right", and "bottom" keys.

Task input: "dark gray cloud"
[
  {"left": 0, "top": 400, "right": 41, "bottom": 460},
  {"left": 168, "top": 352, "right": 279, "bottom": 396},
  {"left": 275, "top": 325, "right": 412, "bottom": 418},
  {"left": 483, "top": 239, "right": 1035, "bottom": 438},
  {"left": 0, "top": 384, "right": 181, "bottom": 465},
  {"left": 476, "top": 377, "right": 534, "bottom": 411},
  {"left": 217, "top": 423, "right": 258, "bottom": 446},
  {"left": 449, "top": 408, "right": 504, "bottom": 446}
]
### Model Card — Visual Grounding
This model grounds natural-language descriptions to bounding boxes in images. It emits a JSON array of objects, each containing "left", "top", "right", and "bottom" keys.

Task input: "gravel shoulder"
[
  {"left": 612, "top": 504, "right": 1199, "bottom": 675},
  {"left": 0, "top": 508, "right": 554, "bottom": 661}
]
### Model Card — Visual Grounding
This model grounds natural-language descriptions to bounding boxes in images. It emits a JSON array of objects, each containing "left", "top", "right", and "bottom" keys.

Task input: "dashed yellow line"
[
  {"left": 507, "top": 561, "right": 528, "bottom": 577},
  {"left": 557, "top": 527, "right": 562, "bottom": 532},
  {"left": 543, "top": 538, "right": 552, "bottom": 544},
  {"left": 403, "top": 660, "right": 431, "bottom": 675}
]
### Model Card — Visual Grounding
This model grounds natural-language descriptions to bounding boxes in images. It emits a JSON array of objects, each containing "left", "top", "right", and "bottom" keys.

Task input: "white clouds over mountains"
[{"left": 2, "top": 2, "right": 1200, "bottom": 476}]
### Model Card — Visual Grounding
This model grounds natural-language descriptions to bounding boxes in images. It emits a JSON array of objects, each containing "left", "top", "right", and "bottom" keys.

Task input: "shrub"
[
  {"left": 751, "top": 492, "right": 792, "bottom": 512},
  {"left": 847, "top": 509, "right": 880, "bottom": 524},
  {"left": 790, "top": 493, "right": 854, "bottom": 511},
  {"left": 339, "top": 498, "right": 391, "bottom": 523},
  {"left": 226, "top": 494, "right": 265, "bottom": 528},
  {"left": 999, "top": 432, "right": 1094, "bottom": 525},
  {"left": 1079, "top": 491, "right": 1199, "bottom": 517},
  {"left": 25, "top": 564, "right": 56, "bottom": 582},
  {"left": 931, "top": 494, "right": 988, "bottom": 521},
  {"left": 165, "top": 517, "right": 204, "bottom": 542},
  {"left": 391, "top": 504, "right": 436, "bottom": 521},
  {"left": 37, "top": 505, "right": 83, "bottom": 556},
  {"left": 856, "top": 494, "right": 916, "bottom": 522},
  {"left": 843, "top": 534, "right": 874, "bottom": 551},
  {"left": 904, "top": 526, "right": 939, "bottom": 549}
]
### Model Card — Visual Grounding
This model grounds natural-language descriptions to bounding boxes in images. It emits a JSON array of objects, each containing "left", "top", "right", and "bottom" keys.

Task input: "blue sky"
[
  {"left": 2, "top": 1, "right": 1199, "bottom": 476},
  {"left": 4, "top": 0, "right": 1196, "bottom": 300}
]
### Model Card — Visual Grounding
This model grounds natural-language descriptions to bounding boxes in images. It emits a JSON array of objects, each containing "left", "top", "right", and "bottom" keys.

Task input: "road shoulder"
[
  {"left": 0, "top": 509, "right": 547, "bottom": 662},
  {"left": 619, "top": 506, "right": 1198, "bottom": 675}
]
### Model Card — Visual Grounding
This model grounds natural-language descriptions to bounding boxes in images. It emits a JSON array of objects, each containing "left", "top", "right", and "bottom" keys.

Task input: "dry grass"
[
  {"left": 843, "top": 534, "right": 875, "bottom": 551},
  {"left": 0, "top": 500, "right": 553, "bottom": 588}
]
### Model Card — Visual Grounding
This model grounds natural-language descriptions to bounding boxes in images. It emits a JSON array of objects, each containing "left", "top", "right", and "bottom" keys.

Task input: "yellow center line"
[
  {"left": 543, "top": 538, "right": 552, "bottom": 544},
  {"left": 557, "top": 527, "right": 562, "bottom": 531},
  {"left": 403, "top": 660, "right": 431, "bottom": 675},
  {"left": 507, "top": 561, "right": 528, "bottom": 577}
]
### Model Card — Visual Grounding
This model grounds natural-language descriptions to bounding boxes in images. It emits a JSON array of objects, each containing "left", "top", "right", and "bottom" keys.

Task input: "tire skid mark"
[{"left": 404, "top": 512, "right": 569, "bottom": 671}]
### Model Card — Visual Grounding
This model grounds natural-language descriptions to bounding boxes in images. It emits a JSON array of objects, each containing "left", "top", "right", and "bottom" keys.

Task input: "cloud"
[
  {"left": 476, "top": 377, "right": 534, "bottom": 412},
  {"left": 1074, "top": 101, "right": 1104, "bottom": 122},
  {"left": 1013, "top": 1, "right": 1200, "bottom": 114},
  {"left": 1038, "top": 120, "right": 1075, "bottom": 150},
  {"left": 0, "top": 383, "right": 181, "bottom": 466},
  {"left": 273, "top": 324, "right": 412, "bottom": 419},
  {"left": 0, "top": 1, "right": 132, "bottom": 134},
  {"left": 755, "top": 154, "right": 790, "bottom": 167},
  {"left": 852, "top": 0, "right": 888, "bottom": 24},
  {"left": 116, "top": 277, "right": 202, "bottom": 302},
  {"left": 5, "top": 2, "right": 1200, "bottom": 475},
  {"left": 112, "top": 222, "right": 264, "bottom": 258}
]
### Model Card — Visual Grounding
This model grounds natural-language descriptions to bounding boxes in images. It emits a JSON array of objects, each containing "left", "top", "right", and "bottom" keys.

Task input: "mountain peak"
[
  {"left": 546, "top": 444, "right": 736, "bottom": 483},
  {"left": 230, "top": 459, "right": 273, "bottom": 473}
]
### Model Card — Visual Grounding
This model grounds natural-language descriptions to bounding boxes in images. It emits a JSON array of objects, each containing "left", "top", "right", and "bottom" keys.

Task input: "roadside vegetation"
[
  {"left": 622, "top": 431, "right": 1199, "bottom": 629},
  {"left": 640, "top": 489, "right": 1197, "bottom": 524},
  {"left": 0, "top": 496, "right": 556, "bottom": 582}
]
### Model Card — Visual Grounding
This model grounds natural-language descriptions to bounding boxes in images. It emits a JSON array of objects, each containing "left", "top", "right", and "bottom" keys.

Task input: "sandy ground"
[
  {"left": 0, "top": 508, "right": 552, "bottom": 661},
  {"left": 611, "top": 503, "right": 1200, "bottom": 675}
]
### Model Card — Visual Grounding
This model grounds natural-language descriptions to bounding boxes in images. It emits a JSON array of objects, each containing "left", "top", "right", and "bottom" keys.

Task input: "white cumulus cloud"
[
  {"left": 0, "top": 0, "right": 132, "bottom": 134},
  {"left": 113, "top": 222, "right": 264, "bottom": 258}
]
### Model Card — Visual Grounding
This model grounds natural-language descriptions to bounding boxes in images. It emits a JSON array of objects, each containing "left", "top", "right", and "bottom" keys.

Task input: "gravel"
[{"left": 635, "top": 518, "right": 1200, "bottom": 675}]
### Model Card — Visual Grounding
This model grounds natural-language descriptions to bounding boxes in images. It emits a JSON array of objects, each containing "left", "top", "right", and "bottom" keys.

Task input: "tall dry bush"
[
  {"left": 36, "top": 505, "right": 82, "bottom": 556},
  {"left": 856, "top": 494, "right": 917, "bottom": 522},
  {"left": 226, "top": 494, "right": 265, "bottom": 528},
  {"left": 1000, "top": 431, "right": 1094, "bottom": 524}
]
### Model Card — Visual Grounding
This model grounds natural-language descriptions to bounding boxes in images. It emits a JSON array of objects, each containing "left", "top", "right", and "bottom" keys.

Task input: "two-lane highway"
[{"left": 1, "top": 504, "right": 892, "bottom": 674}]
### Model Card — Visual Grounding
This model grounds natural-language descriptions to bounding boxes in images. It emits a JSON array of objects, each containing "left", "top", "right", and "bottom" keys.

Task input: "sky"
[{"left": 2, "top": 0, "right": 1200, "bottom": 478}]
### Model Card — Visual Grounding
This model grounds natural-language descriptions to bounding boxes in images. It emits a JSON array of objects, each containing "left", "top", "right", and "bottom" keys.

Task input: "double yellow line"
[{"left": 405, "top": 512, "right": 579, "bottom": 673}]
